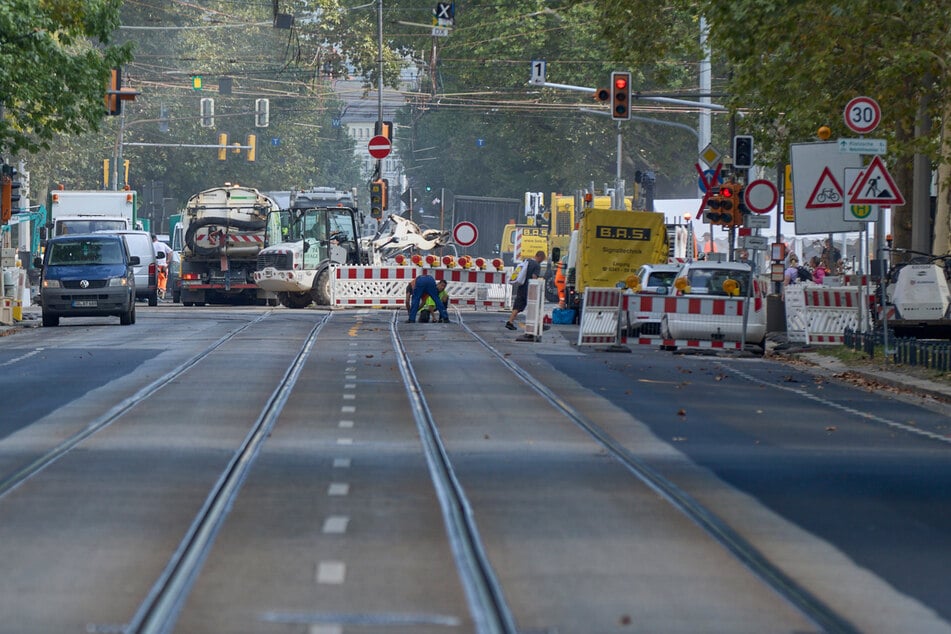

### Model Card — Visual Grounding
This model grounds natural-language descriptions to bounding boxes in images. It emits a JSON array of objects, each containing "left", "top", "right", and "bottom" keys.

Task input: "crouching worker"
[
  {"left": 406, "top": 274, "right": 450, "bottom": 323},
  {"left": 419, "top": 279, "right": 449, "bottom": 322}
]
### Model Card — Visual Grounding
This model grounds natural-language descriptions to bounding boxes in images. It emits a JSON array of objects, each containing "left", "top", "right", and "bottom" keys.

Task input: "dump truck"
[{"left": 179, "top": 183, "right": 278, "bottom": 306}]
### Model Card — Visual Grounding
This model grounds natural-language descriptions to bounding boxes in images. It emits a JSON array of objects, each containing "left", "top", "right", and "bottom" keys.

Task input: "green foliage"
[
  {"left": 396, "top": 0, "right": 706, "bottom": 199},
  {"left": 0, "top": 0, "right": 132, "bottom": 154}
]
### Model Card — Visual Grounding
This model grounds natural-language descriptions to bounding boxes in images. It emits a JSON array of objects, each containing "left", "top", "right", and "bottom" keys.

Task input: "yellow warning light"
[
  {"left": 625, "top": 274, "right": 641, "bottom": 291},
  {"left": 817, "top": 125, "right": 832, "bottom": 140},
  {"left": 722, "top": 278, "right": 740, "bottom": 296}
]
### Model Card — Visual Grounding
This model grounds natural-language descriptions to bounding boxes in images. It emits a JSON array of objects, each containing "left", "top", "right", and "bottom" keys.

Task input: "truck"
[
  {"left": 179, "top": 183, "right": 279, "bottom": 306},
  {"left": 565, "top": 208, "right": 669, "bottom": 309},
  {"left": 46, "top": 188, "right": 139, "bottom": 237},
  {"left": 449, "top": 195, "right": 522, "bottom": 260},
  {"left": 253, "top": 187, "right": 364, "bottom": 308}
]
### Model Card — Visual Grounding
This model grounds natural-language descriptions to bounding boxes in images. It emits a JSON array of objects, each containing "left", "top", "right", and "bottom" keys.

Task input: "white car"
[
  {"left": 625, "top": 263, "right": 681, "bottom": 336},
  {"left": 660, "top": 261, "right": 767, "bottom": 348}
]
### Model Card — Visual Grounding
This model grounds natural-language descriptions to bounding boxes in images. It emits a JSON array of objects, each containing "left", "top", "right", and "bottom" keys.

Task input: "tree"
[
  {"left": 0, "top": 0, "right": 132, "bottom": 154},
  {"left": 590, "top": 0, "right": 951, "bottom": 253}
]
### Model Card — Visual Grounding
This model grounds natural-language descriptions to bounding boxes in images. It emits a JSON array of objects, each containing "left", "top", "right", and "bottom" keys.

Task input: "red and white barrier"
[
  {"left": 331, "top": 264, "right": 509, "bottom": 308},
  {"left": 577, "top": 288, "right": 624, "bottom": 346},
  {"left": 801, "top": 286, "right": 868, "bottom": 344}
]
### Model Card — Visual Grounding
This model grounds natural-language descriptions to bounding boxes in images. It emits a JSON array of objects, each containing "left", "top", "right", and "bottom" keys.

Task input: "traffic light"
[
  {"left": 200, "top": 98, "right": 214, "bottom": 128},
  {"left": 594, "top": 87, "right": 610, "bottom": 102},
  {"left": 718, "top": 183, "right": 743, "bottom": 226},
  {"left": 610, "top": 71, "right": 632, "bottom": 120},
  {"left": 0, "top": 174, "right": 11, "bottom": 223},
  {"left": 246, "top": 134, "right": 256, "bottom": 162},
  {"left": 255, "top": 99, "right": 269, "bottom": 127},
  {"left": 105, "top": 67, "right": 121, "bottom": 116},
  {"left": 370, "top": 179, "right": 388, "bottom": 218},
  {"left": 217, "top": 133, "right": 228, "bottom": 161},
  {"left": 704, "top": 188, "right": 725, "bottom": 225},
  {"left": 8, "top": 166, "right": 21, "bottom": 212},
  {"left": 374, "top": 120, "right": 393, "bottom": 140},
  {"left": 733, "top": 135, "right": 754, "bottom": 169}
]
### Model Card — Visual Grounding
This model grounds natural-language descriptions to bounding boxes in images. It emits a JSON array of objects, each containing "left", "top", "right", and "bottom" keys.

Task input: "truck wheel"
[
  {"left": 42, "top": 312, "right": 59, "bottom": 327},
  {"left": 281, "top": 291, "right": 313, "bottom": 309},
  {"left": 148, "top": 291, "right": 158, "bottom": 307},
  {"left": 311, "top": 268, "right": 332, "bottom": 305}
]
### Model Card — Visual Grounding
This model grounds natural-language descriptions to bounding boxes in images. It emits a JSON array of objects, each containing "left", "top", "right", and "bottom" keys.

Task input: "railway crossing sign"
[
  {"left": 453, "top": 221, "right": 478, "bottom": 247},
  {"left": 367, "top": 135, "right": 392, "bottom": 159},
  {"left": 843, "top": 96, "right": 881, "bottom": 134}
]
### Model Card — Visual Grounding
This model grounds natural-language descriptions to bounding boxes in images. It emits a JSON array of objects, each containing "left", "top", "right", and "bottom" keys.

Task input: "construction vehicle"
[
  {"left": 253, "top": 187, "right": 365, "bottom": 308},
  {"left": 877, "top": 249, "right": 951, "bottom": 339},
  {"left": 564, "top": 208, "right": 669, "bottom": 309},
  {"left": 46, "top": 188, "right": 140, "bottom": 238},
  {"left": 179, "top": 183, "right": 278, "bottom": 306}
]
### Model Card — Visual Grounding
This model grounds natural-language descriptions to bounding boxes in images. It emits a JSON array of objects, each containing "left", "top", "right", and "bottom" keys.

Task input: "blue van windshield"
[{"left": 48, "top": 239, "right": 124, "bottom": 265}]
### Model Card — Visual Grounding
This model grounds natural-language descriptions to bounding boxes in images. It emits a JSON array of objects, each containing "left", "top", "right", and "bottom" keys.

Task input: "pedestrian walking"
[{"left": 506, "top": 250, "right": 545, "bottom": 330}]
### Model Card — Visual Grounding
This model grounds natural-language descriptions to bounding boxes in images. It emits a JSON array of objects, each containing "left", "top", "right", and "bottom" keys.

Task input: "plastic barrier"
[
  {"left": 331, "top": 264, "right": 509, "bottom": 309},
  {"left": 522, "top": 279, "right": 545, "bottom": 341},
  {"left": 624, "top": 279, "right": 767, "bottom": 350},
  {"left": 784, "top": 284, "right": 869, "bottom": 345},
  {"left": 801, "top": 286, "right": 868, "bottom": 344},
  {"left": 577, "top": 287, "right": 623, "bottom": 346}
]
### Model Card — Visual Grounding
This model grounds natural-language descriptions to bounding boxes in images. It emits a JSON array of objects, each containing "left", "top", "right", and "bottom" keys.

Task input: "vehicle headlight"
[
  {"left": 108, "top": 276, "right": 131, "bottom": 287},
  {"left": 42, "top": 279, "right": 61, "bottom": 288}
]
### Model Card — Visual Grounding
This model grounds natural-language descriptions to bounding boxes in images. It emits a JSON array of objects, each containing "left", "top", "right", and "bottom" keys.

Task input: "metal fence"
[{"left": 844, "top": 328, "right": 951, "bottom": 373}]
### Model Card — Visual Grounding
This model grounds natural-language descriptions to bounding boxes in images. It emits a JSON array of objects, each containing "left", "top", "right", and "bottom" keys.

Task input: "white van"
[{"left": 98, "top": 230, "right": 159, "bottom": 306}]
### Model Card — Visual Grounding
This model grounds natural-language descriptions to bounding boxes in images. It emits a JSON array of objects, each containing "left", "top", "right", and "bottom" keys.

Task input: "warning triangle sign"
[
  {"left": 849, "top": 155, "right": 905, "bottom": 205},
  {"left": 805, "top": 166, "right": 845, "bottom": 208}
]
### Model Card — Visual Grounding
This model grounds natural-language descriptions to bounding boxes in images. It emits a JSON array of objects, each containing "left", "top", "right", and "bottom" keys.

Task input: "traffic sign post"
[
  {"left": 743, "top": 179, "right": 778, "bottom": 214},
  {"left": 452, "top": 221, "right": 478, "bottom": 247},
  {"left": 367, "top": 135, "right": 392, "bottom": 159},
  {"left": 844, "top": 96, "right": 881, "bottom": 134}
]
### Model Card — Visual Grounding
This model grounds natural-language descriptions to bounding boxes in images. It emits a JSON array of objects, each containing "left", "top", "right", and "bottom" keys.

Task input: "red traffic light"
[
  {"left": 720, "top": 186, "right": 733, "bottom": 197},
  {"left": 614, "top": 76, "right": 628, "bottom": 90}
]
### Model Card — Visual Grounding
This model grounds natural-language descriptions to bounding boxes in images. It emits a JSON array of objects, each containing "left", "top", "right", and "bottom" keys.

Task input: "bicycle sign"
[
  {"left": 805, "top": 166, "right": 846, "bottom": 209},
  {"left": 844, "top": 96, "right": 881, "bottom": 134}
]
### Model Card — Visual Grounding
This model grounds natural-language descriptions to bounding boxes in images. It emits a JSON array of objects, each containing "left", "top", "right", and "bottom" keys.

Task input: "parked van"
[
  {"left": 35, "top": 233, "right": 139, "bottom": 327},
  {"left": 98, "top": 230, "right": 159, "bottom": 305}
]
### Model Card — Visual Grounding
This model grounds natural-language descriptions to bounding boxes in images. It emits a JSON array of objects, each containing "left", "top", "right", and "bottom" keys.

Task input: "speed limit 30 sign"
[{"left": 844, "top": 96, "right": 881, "bottom": 134}]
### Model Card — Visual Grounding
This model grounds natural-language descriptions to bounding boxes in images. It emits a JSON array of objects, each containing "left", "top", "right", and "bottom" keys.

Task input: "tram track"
[{"left": 408, "top": 312, "right": 862, "bottom": 634}]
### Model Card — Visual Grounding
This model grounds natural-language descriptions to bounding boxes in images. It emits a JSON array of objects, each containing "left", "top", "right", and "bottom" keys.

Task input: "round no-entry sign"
[
  {"left": 843, "top": 96, "right": 881, "bottom": 134},
  {"left": 744, "top": 179, "right": 778, "bottom": 214},
  {"left": 367, "top": 135, "right": 391, "bottom": 159},
  {"left": 453, "top": 221, "right": 478, "bottom": 247}
]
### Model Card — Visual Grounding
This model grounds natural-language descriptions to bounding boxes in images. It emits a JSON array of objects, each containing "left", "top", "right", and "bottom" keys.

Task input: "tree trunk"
[{"left": 934, "top": 101, "right": 951, "bottom": 255}]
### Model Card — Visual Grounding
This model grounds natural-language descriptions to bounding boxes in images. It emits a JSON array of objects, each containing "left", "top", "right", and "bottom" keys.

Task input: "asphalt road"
[{"left": 0, "top": 305, "right": 949, "bottom": 633}]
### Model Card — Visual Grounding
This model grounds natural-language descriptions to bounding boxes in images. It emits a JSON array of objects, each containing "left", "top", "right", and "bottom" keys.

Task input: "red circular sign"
[
  {"left": 843, "top": 96, "right": 881, "bottom": 134},
  {"left": 744, "top": 179, "right": 778, "bottom": 214},
  {"left": 367, "top": 135, "right": 391, "bottom": 159},
  {"left": 452, "top": 221, "right": 478, "bottom": 247}
]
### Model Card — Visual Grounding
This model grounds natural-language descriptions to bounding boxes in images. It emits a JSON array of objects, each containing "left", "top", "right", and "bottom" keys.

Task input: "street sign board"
[
  {"left": 843, "top": 96, "right": 881, "bottom": 134},
  {"left": 367, "top": 135, "right": 391, "bottom": 159},
  {"left": 837, "top": 138, "right": 887, "bottom": 154},
  {"left": 745, "top": 214, "right": 771, "bottom": 229},
  {"left": 742, "top": 235, "right": 769, "bottom": 250},
  {"left": 790, "top": 142, "right": 863, "bottom": 234},
  {"left": 743, "top": 179, "right": 778, "bottom": 214},
  {"left": 699, "top": 144, "right": 720, "bottom": 167},
  {"left": 849, "top": 155, "right": 905, "bottom": 205},
  {"left": 530, "top": 60, "right": 546, "bottom": 86},
  {"left": 453, "top": 221, "right": 478, "bottom": 247},
  {"left": 844, "top": 168, "right": 880, "bottom": 223}
]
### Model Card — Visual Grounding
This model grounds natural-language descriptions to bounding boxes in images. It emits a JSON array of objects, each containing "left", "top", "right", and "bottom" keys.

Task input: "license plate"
[{"left": 73, "top": 300, "right": 98, "bottom": 308}]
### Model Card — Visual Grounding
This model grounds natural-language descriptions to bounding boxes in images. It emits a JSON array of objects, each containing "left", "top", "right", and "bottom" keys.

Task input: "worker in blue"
[{"left": 406, "top": 274, "right": 450, "bottom": 323}]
